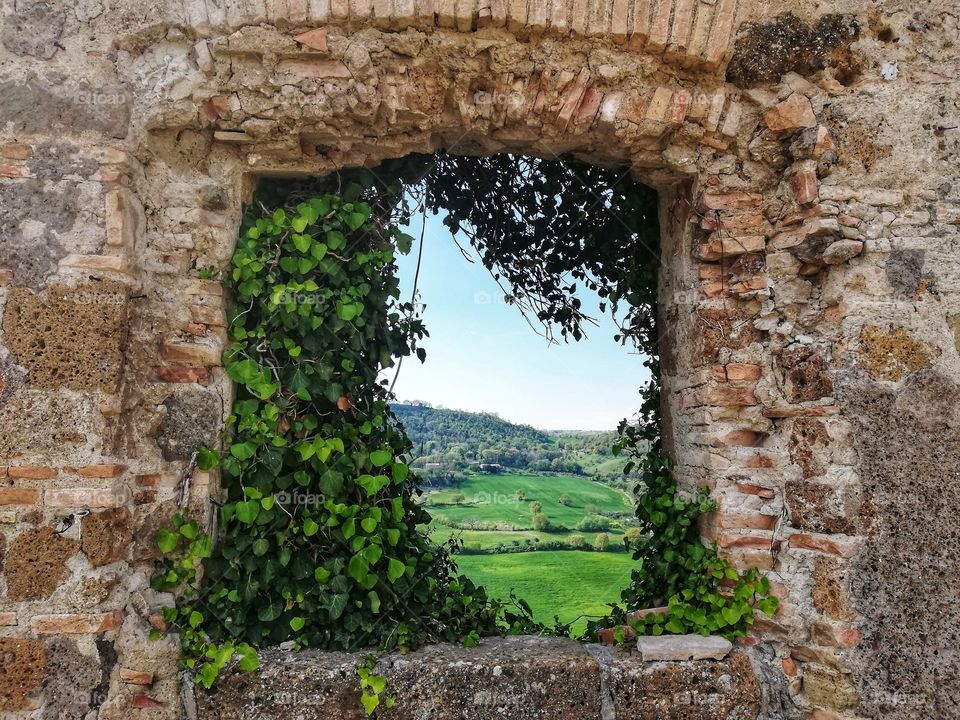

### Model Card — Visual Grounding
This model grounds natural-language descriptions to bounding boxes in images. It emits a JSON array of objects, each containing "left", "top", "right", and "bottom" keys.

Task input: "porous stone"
[
  {"left": 2, "top": 282, "right": 129, "bottom": 392},
  {"left": 80, "top": 508, "right": 132, "bottom": 567},
  {"left": 0, "top": 638, "right": 46, "bottom": 711},
  {"left": 5, "top": 528, "right": 78, "bottom": 601},
  {"left": 777, "top": 346, "right": 833, "bottom": 402},
  {"left": 155, "top": 390, "right": 221, "bottom": 461},
  {"left": 40, "top": 638, "right": 103, "bottom": 720}
]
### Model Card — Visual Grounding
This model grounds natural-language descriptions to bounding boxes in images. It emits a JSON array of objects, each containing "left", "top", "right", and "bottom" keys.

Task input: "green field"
[
  {"left": 455, "top": 552, "right": 634, "bottom": 633},
  {"left": 426, "top": 473, "right": 631, "bottom": 529},
  {"left": 423, "top": 472, "right": 637, "bottom": 631}
]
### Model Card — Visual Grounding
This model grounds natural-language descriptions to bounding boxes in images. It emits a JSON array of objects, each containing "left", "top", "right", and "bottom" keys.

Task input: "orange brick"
[
  {"left": 99, "top": 168, "right": 123, "bottom": 184},
  {"left": 717, "top": 513, "right": 777, "bottom": 530},
  {"left": 717, "top": 534, "right": 779, "bottom": 551},
  {"left": 31, "top": 610, "right": 123, "bottom": 634},
  {"left": 698, "top": 191, "right": 762, "bottom": 211},
  {"left": 788, "top": 533, "right": 860, "bottom": 558},
  {"left": 781, "top": 657, "right": 798, "bottom": 676},
  {"left": 0, "top": 488, "right": 39, "bottom": 506},
  {"left": 1, "top": 143, "right": 32, "bottom": 160},
  {"left": 155, "top": 365, "right": 210, "bottom": 384},
  {"left": 746, "top": 454, "right": 775, "bottom": 469},
  {"left": 120, "top": 669, "right": 155, "bottom": 685},
  {"left": 132, "top": 694, "right": 164, "bottom": 708},
  {"left": 726, "top": 363, "right": 762, "bottom": 382},
  {"left": 0, "top": 612, "right": 17, "bottom": 626},
  {"left": 791, "top": 170, "right": 818, "bottom": 205},
  {"left": 719, "top": 548, "right": 775, "bottom": 571},
  {"left": 161, "top": 341, "right": 221, "bottom": 366},
  {"left": 707, "top": 386, "right": 758, "bottom": 407},
  {"left": 735, "top": 482, "right": 775, "bottom": 499},
  {"left": 69, "top": 464, "right": 127, "bottom": 478},
  {"left": 0, "top": 164, "right": 23, "bottom": 178},
  {"left": 721, "top": 429, "right": 764, "bottom": 447},
  {"left": 8, "top": 466, "right": 57, "bottom": 480}
]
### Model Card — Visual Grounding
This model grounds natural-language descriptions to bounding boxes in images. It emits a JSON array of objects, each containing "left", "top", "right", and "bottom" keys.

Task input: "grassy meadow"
[{"left": 423, "top": 472, "right": 637, "bottom": 631}]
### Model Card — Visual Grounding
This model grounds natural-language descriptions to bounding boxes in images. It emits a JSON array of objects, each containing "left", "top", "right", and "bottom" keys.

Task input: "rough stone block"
[
  {"left": 636, "top": 634, "right": 733, "bottom": 661},
  {"left": 6, "top": 528, "right": 78, "bottom": 601}
]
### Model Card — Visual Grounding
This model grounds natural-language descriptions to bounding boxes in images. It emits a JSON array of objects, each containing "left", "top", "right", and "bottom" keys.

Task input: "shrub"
[
  {"left": 532, "top": 512, "right": 550, "bottom": 531},
  {"left": 558, "top": 494, "right": 572, "bottom": 506},
  {"left": 568, "top": 534, "right": 585, "bottom": 548},
  {"left": 576, "top": 514, "right": 611, "bottom": 532},
  {"left": 594, "top": 532, "right": 610, "bottom": 550}
]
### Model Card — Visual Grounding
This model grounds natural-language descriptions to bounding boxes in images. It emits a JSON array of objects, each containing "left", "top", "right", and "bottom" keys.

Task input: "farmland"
[{"left": 422, "top": 472, "right": 637, "bottom": 630}]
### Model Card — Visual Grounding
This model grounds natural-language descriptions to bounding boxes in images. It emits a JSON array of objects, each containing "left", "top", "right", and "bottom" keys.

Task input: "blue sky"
[{"left": 384, "top": 212, "right": 649, "bottom": 431}]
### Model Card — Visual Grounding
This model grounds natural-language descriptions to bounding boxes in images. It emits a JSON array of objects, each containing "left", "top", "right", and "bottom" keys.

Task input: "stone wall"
[{"left": 0, "top": 0, "right": 957, "bottom": 718}]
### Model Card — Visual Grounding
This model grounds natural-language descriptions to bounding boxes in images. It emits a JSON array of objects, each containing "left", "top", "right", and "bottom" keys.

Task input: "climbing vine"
[{"left": 153, "top": 152, "right": 776, "bottom": 701}]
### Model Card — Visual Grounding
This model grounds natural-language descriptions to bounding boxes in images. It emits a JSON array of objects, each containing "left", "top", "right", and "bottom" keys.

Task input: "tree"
[
  {"left": 529, "top": 501, "right": 542, "bottom": 514},
  {"left": 594, "top": 533, "right": 610, "bottom": 551},
  {"left": 558, "top": 494, "right": 572, "bottom": 507},
  {"left": 585, "top": 503, "right": 599, "bottom": 515},
  {"left": 532, "top": 513, "right": 550, "bottom": 532},
  {"left": 449, "top": 492, "right": 466, "bottom": 504},
  {"left": 623, "top": 527, "right": 644, "bottom": 550},
  {"left": 568, "top": 534, "right": 585, "bottom": 548},
  {"left": 515, "top": 489, "right": 525, "bottom": 501}
]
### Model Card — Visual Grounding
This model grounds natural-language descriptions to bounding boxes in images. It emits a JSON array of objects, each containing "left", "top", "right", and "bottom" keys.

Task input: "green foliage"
[
  {"left": 155, "top": 189, "right": 551, "bottom": 690},
  {"left": 589, "top": 433, "right": 778, "bottom": 641}
]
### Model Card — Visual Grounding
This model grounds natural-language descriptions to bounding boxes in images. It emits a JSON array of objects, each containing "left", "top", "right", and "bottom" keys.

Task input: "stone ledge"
[{"left": 197, "top": 636, "right": 761, "bottom": 720}]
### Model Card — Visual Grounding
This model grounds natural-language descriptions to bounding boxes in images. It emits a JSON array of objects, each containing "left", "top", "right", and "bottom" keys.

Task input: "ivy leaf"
[
  {"left": 252, "top": 539, "right": 269, "bottom": 556},
  {"left": 303, "top": 518, "right": 319, "bottom": 537},
  {"left": 236, "top": 645, "right": 260, "bottom": 672},
  {"left": 314, "top": 566, "right": 331, "bottom": 583},
  {"left": 197, "top": 446, "right": 220, "bottom": 471},
  {"left": 188, "top": 610, "right": 203, "bottom": 628},
  {"left": 386, "top": 558, "right": 405, "bottom": 583},
  {"left": 258, "top": 600, "right": 283, "bottom": 622},
  {"left": 292, "top": 232, "right": 311, "bottom": 251},
  {"left": 357, "top": 474, "right": 389, "bottom": 496},
  {"left": 369, "top": 450, "right": 392, "bottom": 467},
  {"left": 721, "top": 606, "right": 742, "bottom": 626},
  {"left": 341, "top": 517, "right": 356, "bottom": 540},
  {"left": 230, "top": 442, "right": 256, "bottom": 461},
  {"left": 368, "top": 591, "right": 381, "bottom": 614},
  {"left": 289, "top": 616, "right": 306, "bottom": 632},
  {"left": 156, "top": 529, "right": 178, "bottom": 554},
  {"left": 391, "top": 463, "right": 409, "bottom": 483},
  {"left": 361, "top": 693, "right": 379, "bottom": 715},
  {"left": 348, "top": 554, "right": 369, "bottom": 584},
  {"left": 329, "top": 593, "right": 348, "bottom": 620},
  {"left": 235, "top": 501, "right": 261, "bottom": 524},
  {"left": 385, "top": 528, "right": 400, "bottom": 546},
  {"left": 360, "top": 517, "right": 377, "bottom": 533}
]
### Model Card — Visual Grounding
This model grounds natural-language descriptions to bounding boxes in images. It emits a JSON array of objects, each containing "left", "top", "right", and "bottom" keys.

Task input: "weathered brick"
[
  {"left": 1, "top": 143, "right": 32, "bottom": 160},
  {"left": 788, "top": 533, "right": 859, "bottom": 558},
  {"left": 791, "top": 169, "right": 818, "bottom": 205},
  {"left": 44, "top": 487, "right": 123, "bottom": 508},
  {"left": 155, "top": 365, "right": 210, "bottom": 384},
  {"left": 189, "top": 304, "right": 226, "bottom": 327},
  {"left": 120, "top": 669, "right": 155, "bottom": 686},
  {"left": 811, "top": 621, "right": 862, "bottom": 648},
  {"left": 735, "top": 482, "right": 775, "bottom": 499},
  {"left": 68, "top": 464, "right": 127, "bottom": 478},
  {"left": 294, "top": 27, "right": 329, "bottom": 51},
  {"left": 698, "top": 191, "right": 763, "bottom": 211},
  {"left": 31, "top": 611, "right": 123, "bottom": 634},
  {"left": 716, "top": 534, "right": 779, "bottom": 551},
  {"left": 0, "top": 164, "right": 23, "bottom": 178},
  {"left": 720, "top": 429, "right": 765, "bottom": 447},
  {"left": 763, "top": 93, "right": 816, "bottom": 135},
  {"left": 707, "top": 386, "right": 758, "bottom": 407},
  {"left": 7, "top": 466, "right": 57, "bottom": 480},
  {"left": 0, "top": 488, "right": 39, "bottom": 505},
  {"left": 161, "top": 341, "right": 221, "bottom": 366},
  {"left": 0, "top": 612, "right": 17, "bottom": 626}
]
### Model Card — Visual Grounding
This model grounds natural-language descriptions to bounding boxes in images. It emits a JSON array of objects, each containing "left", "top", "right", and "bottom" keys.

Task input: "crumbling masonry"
[{"left": 0, "top": 0, "right": 957, "bottom": 718}]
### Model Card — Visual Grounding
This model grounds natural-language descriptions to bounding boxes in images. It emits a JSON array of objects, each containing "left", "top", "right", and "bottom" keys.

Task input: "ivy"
[
  {"left": 153, "top": 153, "right": 776, "bottom": 702},
  {"left": 153, "top": 189, "right": 547, "bottom": 695}
]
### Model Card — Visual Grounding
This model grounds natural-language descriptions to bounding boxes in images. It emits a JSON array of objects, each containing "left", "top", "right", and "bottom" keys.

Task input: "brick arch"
[{"left": 177, "top": 0, "right": 741, "bottom": 72}]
